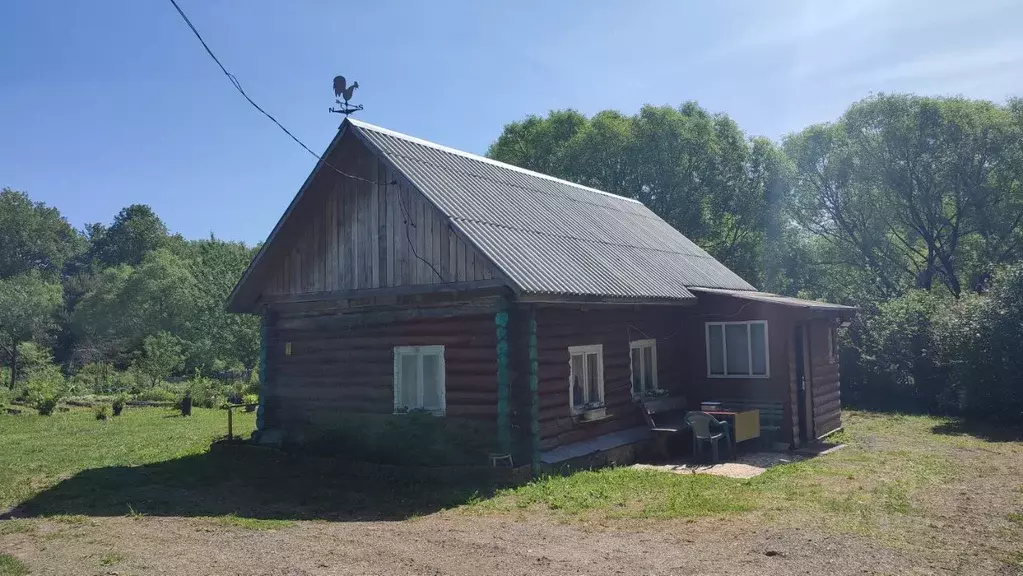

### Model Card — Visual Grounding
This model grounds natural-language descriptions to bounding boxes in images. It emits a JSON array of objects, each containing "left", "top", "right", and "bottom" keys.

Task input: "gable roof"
[
  {"left": 347, "top": 119, "right": 755, "bottom": 299},
  {"left": 228, "top": 118, "right": 755, "bottom": 311}
]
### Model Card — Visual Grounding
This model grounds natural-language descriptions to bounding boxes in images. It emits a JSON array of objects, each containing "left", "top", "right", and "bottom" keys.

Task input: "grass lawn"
[
  {"left": 0, "top": 406, "right": 255, "bottom": 512},
  {"left": 0, "top": 407, "right": 1021, "bottom": 573},
  {"left": 471, "top": 412, "right": 1023, "bottom": 563}
]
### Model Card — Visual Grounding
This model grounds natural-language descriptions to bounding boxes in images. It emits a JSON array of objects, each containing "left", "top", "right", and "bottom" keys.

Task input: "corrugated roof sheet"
[
  {"left": 690, "top": 287, "right": 858, "bottom": 312},
  {"left": 349, "top": 119, "right": 756, "bottom": 301}
]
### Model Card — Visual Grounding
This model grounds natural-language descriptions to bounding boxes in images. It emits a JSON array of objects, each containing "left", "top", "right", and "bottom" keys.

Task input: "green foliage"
[
  {"left": 132, "top": 385, "right": 179, "bottom": 403},
  {"left": 296, "top": 413, "right": 497, "bottom": 466},
  {"left": 0, "top": 271, "right": 62, "bottom": 385},
  {"left": 933, "top": 265, "right": 1023, "bottom": 421},
  {"left": 845, "top": 291, "right": 951, "bottom": 412},
  {"left": 94, "top": 404, "right": 109, "bottom": 420},
  {"left": 88, "top": 204, "right": 169, "bottom": 268},
  {"left": 112, "top": 394, "right": 126, "bottom": 416},
  {"left": 184, "top": 374, "right": 227, "bottom": 409},
  {"left": 0, "top": 187, "right": 81, "bottom": 279},
  {"left": 134, "top": 331, "right": 185, "bottom": 388}
]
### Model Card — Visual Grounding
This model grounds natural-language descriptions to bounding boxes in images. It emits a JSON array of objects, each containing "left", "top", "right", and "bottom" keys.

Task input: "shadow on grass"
[
  {"left": 9, "top": 445, "right": 504, "bottom": 522},
  {"left": 930, "top": 419, "right": 1023, "bottom": 443}
]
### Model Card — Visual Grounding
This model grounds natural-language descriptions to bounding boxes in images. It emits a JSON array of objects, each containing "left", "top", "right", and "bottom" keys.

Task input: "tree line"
[
  {"left": 2, "top": 92, "right": 1022, "bottom": 419},
  {"left": 488, "top": 93, "right": 1023, "bottom": 420},
  {"left": 0, "top": 195, "right": 259, "bottom": 394}
]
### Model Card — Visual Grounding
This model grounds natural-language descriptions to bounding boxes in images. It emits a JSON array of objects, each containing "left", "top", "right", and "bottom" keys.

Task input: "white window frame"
[
  {"left": 705, "top": 321, "right": 770, "bottom": 379},
  {"left": 393, "top": 345, "right": 446, "bottom": 415},
  {"left": 629, "top": 339, "right": 659, "bottom": 397},
  {"left": 568, "top": 344, "right": 604, "bottom": 414}
]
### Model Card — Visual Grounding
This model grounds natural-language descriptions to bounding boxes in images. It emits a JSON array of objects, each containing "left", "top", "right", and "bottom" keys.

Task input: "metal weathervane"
[{"left": 330, "top": 75, "right": 363, "bottom": 117}]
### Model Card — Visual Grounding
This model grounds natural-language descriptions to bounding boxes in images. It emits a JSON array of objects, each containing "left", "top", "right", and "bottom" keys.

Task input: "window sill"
[
  {"left": 707, "top": 374, "right": 770, "bottom": 379},
  {"left": 392, "top": 410, "right": 445, "bottom": 417},
  {"left": 573, "top": 412, "right": 614, "bottom": 424}
]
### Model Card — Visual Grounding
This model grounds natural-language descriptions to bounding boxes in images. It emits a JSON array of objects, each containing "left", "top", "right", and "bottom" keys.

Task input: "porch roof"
[{"left": 690, "top": 287, "right": 857, "bottom": 313}]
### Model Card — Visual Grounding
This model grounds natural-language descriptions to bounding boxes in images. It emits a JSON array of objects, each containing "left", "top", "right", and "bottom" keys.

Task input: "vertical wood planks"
[{"left": 253, "top": 131, "right": 505, "bottom": 299}]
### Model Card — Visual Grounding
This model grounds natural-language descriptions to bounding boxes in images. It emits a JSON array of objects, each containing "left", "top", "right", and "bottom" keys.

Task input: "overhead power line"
[
  {"left": 166, "top": 0, "right": 377, "bottom": 186},
  {"left": 166, "top": 0, "right": 446, "bottom": 283}
]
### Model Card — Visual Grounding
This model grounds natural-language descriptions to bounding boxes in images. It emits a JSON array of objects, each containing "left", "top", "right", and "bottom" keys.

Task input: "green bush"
[
  {"left": 843, "top": 265, "right": 1023, "bottom": 422},
  {"left": 844, "top": 290, "right": 951, "bottom": 413},
  {"left": 132, "top": 386, "right": 178, "bottom": 403},
  {"left": 24, "top": 362, "right": 67, "bottom": 416},
  {"left": 34, "top": 395, "right": 59, "bottom": 416},
  {"left": 112, "top": 395, "right": 126, "bottom": 416},
  {"left": 94, "top": 404, "right": 109, "bottom": 420},
  {"left": 184, "top": 374, "right": 225, "bottom": 409}
]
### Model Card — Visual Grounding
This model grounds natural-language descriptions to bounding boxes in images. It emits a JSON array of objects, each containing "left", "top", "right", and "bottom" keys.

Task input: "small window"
[
  {"left": 630, "top": 339, "right": 658, "bottom": 397},
  {"left": 569, "top": 344, "right": 604, "bottom": 413},
  {"left": 393, "top": 346, "right": 445, "bottom": 414},
  {"left": 706, "top": 321, "right": 769, "bottom": 378}
]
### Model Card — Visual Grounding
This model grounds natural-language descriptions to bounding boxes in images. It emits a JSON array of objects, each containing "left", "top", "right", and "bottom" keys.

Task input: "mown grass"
[
  {"left": 0, "top": 554, "right": 29, "bottom": 576},
  {"left": 472, "top": 411, "right": 1003, "bottom": 537},
  {"left": 0, "top": 407, "right": 254, "bottom": 512},
  {"left": 211, "top": 514, "right": 295, "bottom": 531}
]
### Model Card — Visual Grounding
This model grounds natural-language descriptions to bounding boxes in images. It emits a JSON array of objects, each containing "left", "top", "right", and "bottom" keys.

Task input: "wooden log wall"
[
  {"left": 808, "top": 319, "right": 841, "bottom": 437},
  {"left": 258, "top": 131, "right": 501, "bottom": 300},
  {"left": 676, "top": 294, "right": 794, "bottom": 435},
  {"left": 262, "top": 307, "right": 498, "bottom": 435},
  {"left": 533, "top": 307, "right": 687, "bottom": 451}
]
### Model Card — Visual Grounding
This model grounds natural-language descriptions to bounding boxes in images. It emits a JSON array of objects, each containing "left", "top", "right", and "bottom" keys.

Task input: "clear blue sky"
[{"left": 2, "top": 0, "right": 1021, "bottom": 245}]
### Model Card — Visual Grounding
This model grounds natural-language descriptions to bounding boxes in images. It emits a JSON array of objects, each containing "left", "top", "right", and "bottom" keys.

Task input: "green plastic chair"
[{"left": 685, "top": 411, "right": 731, "bottom": 463}]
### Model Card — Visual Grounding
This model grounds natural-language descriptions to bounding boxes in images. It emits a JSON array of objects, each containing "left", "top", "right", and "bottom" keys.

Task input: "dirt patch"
[
  {"left": 0, "top": 514, "right": 926, "bottom": 576},
  {"left": 633, "top": 451, "right": 810, "bottom": 479}
]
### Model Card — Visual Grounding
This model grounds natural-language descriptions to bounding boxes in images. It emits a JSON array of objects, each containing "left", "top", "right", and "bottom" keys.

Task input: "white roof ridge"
[{"left": 347, "top": 117, "right": 642, "bottom": 205}]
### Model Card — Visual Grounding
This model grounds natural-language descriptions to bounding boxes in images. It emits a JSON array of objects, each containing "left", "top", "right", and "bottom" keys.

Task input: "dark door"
[{"left": 794, "top": 325, "right": 810, "bottom": 443}]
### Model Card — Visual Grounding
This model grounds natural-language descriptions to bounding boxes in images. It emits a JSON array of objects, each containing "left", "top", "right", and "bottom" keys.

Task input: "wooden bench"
[
  {"left": 640, "top": 396, "right": 688, "bottom": 460},
  {"left": 715, "top": 399, "right": 785, "bottom": 448}
]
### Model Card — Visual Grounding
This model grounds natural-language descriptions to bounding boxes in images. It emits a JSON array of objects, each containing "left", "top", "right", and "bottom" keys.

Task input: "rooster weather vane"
[{"left": 330, "top": 75, "right": 363, "bottom": 117}]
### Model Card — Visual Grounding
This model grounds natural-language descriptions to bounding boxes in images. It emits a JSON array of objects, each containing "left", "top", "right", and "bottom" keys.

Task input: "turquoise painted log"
[
  {"left": 529, "top": 311, "right": 539, "bottom": 474},
  {"left": 495, "top": 311, "right": 511, "bottom": 455}
]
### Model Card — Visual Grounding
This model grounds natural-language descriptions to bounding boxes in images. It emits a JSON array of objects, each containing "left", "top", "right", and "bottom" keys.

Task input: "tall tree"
[
  {"left": 785, "top": 94, "right": 1023, "bottom": 300},
  {"left": 0, "top": 188, "right": 82, "bottom": 279},
  {"left": 0, "top": 271, "right": 62, "bottom": 386},
  {"left": 89, "top": 204, "right": 169, "bottom": 267}
]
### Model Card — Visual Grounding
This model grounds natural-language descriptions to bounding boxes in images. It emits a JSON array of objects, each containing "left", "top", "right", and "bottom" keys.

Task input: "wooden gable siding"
[
  {"left": 807, "top": 319, "right": 841, "bottom": 438},
  {"left": 258, "top": 132, "right": 501, "bottom": 301},
  {"left": 262, "top": 306, "right": 499, "bottom": 434}
]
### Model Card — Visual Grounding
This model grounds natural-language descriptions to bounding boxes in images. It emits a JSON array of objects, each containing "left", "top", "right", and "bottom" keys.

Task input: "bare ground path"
[{"left": 1, "top": 514, "right": 925, "bottom": 576}]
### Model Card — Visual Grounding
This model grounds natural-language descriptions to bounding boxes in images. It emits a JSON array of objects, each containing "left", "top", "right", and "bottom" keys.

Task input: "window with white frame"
[
  {"left": 569, "top": 344, "right": 604, "bottom": 413},
  {"left": 630, "top": 339, "right": 658, "bottom": 396},
  {"left": 706, "top": 321, "right": 769, "bottom": 378},
  {"left": 393, "top": 346, "right": 446, "bottom": 414}
]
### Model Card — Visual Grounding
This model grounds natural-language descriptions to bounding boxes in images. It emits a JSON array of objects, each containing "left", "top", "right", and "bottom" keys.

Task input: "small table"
[{"left": 704, "top": 410, "right": 761, "bottom": 450}]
